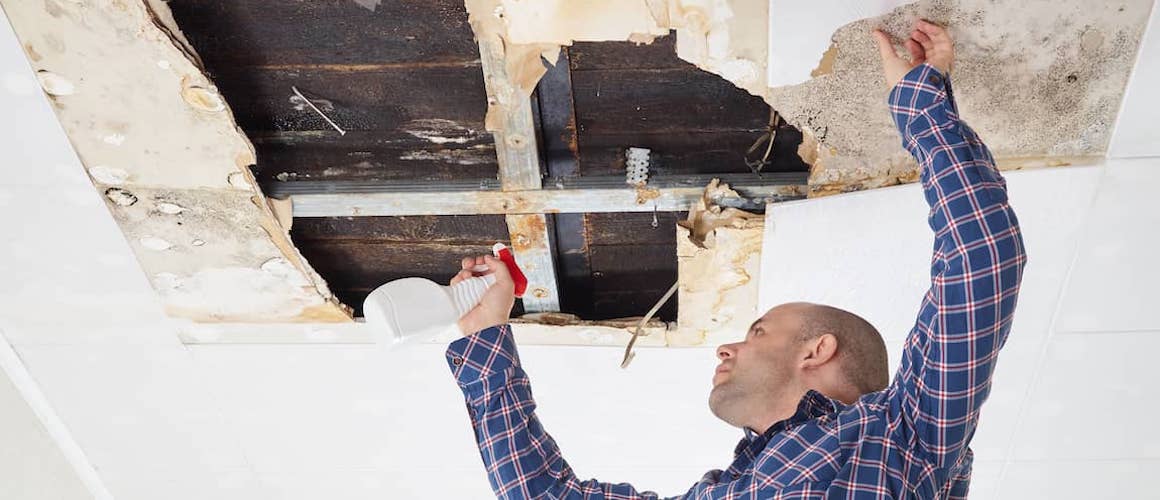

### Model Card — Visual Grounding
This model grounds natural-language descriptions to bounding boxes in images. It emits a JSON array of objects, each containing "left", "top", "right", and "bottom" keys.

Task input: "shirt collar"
[{"left": 747, "top": 390, "right": 841, "bottom": 441}]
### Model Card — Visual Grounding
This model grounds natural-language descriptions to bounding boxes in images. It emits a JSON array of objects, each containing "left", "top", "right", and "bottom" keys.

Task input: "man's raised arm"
[
  {"left": 447, "top": 256, "right": 673, "bottom": 499},
  {"left": 876, "top": 22, "right": 1028, "bottom": 467}
]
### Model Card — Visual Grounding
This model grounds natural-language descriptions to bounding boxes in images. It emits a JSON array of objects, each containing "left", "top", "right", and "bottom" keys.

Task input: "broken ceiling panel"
[{"left": 1, "top": 0, "right": 349, "bottom": 322}]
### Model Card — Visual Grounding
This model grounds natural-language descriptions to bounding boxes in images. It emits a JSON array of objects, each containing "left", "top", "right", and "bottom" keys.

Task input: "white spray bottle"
[{"left": 362, "top": 243, "right": 528, "bottom": 348}]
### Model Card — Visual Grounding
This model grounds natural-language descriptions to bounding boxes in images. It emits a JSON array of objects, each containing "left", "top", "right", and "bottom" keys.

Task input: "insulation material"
[
  {"left": 1, "top": 0, "right": 349, "bottom": 322},
  {"left": 766, "top": 0, "right": 1151, "bottom": 196}
]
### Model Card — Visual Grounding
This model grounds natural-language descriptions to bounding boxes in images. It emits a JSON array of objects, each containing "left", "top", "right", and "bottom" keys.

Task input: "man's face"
[{"left": 708, "top": 303, "right": 806, "bottom": 429}]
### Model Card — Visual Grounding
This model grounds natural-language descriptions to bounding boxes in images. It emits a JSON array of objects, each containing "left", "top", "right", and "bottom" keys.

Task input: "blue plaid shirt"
[{"left": 447, "top": 64, "right": 1027, "bottom": 499}]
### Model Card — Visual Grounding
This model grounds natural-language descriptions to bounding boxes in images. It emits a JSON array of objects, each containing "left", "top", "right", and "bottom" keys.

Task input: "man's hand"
[
  {"left": 873, "top": 20, "right": 955, "bottom": 88},
  {"left": 451, "top": 254, "right": 516, "bottom": 336}
]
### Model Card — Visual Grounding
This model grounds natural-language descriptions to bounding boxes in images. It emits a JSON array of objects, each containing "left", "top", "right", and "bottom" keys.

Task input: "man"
[{"left": 445, "top": 20, "right": 1026, "bottom": 499}]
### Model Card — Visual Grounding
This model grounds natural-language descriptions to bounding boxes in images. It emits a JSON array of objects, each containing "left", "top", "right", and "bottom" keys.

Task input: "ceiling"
[{"left": 165, "top": 0, "right": 809, "bottom": 320}]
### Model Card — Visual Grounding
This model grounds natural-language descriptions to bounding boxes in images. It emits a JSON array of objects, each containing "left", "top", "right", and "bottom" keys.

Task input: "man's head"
[{"left": 709, "top": 302, "right": 888, "bottom": 432}]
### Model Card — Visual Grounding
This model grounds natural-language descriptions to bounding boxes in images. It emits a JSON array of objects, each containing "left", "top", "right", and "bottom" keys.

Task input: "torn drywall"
[
  {"left": 1, "top": 0, "right": 350, "bottom": 322},
  {"left": 464, "top": 0, "right": 771, "bottom": 125},
  {"left": 767, "top": 0, "right": 1150, "bottom": 196},
  {"left": 675, "top": 216, "right": 763, "bottom": 347}
]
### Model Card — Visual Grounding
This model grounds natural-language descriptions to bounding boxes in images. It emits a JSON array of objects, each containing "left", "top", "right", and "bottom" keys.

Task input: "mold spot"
[
  {"left": 104, "top": 188, "right": 137, "bottom": 206},
  {"left": 36, "top": 70, "right": 74, "bottom": 96}
]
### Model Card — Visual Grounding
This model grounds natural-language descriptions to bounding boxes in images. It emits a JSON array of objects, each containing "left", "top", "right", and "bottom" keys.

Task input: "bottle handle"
[{"left": 492, "top": 243, "right": 528, "bottom": 298}]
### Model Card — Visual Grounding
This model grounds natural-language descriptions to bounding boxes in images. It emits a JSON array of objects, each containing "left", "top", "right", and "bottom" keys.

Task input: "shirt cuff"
[
  {"left": 888, "top": 63, "right": 951, "bottom": 133},
  {"left": 445, "top": 324, "right": 520, "bottom": 391}
]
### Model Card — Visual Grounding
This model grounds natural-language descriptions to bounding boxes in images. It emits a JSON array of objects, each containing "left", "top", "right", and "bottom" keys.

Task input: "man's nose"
[{"left": 717, "top": 343, "right": 737, "bottom": 360}]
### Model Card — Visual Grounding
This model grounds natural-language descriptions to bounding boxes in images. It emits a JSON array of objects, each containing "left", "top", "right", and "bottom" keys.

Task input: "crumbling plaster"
[
  {"left": 482, "top": 0, "right": 1151, "bottom": 195},
  {"left": 0, "top": 0, "right": 349, "bottom": 322}
]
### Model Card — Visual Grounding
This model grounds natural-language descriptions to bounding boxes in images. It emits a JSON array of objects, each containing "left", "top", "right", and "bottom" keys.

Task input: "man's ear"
[{"left": 801, "top": 333, "right": 838, "bottom": 369}]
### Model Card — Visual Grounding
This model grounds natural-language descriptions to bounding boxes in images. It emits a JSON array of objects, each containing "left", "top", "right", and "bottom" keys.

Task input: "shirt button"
[
  {"left": 453, "top": 357, "right": 464, "bottom": 366},
  {"left": 929, "top": 74, "right": 943, "bottom": 85},
  {"left": 732, "top": 472, "right": 740, "bottom": 480}
]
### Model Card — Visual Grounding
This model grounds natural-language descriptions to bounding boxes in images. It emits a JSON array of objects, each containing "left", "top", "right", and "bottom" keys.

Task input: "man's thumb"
[{"left": 873, "top": 30, "right": 900, "bottom": 62}]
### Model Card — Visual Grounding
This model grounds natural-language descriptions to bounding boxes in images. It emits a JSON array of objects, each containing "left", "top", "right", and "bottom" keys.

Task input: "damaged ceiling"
[{"left": 0, "top": 0, "right": 1152, "bottom": 331}]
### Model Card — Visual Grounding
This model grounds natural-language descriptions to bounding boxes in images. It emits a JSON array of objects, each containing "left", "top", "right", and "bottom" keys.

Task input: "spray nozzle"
[{"left": 491, "top": 243, "right": 528, "bottom": 298}]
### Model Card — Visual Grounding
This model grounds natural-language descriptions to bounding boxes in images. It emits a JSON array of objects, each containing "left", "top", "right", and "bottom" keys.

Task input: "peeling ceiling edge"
[{"left": 1, "top": 0, "right": 351, "bottom": 323}]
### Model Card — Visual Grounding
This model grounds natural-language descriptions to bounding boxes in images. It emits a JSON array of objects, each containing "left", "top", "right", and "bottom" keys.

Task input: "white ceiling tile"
[
  {"left": 188, "top": 344, "right": 483, "bottom": 473},
  {"left": 257, "top": 468, "right": 490, "bottom": 500},
  {"left": 1012, "top": 331, "right": 1160, "bottom": 460},
  {"left": 1055, "top": 159, "right": 1160, "bottom": 333},
  {"left": 965, "top": 460, "right": 1004, "bottom": 500},
  {"left": 998, "top": 460, "right": 1160, "bottom": 500},
  {"left": 15, "top": 345, "right": 251, "bottom": 473},
  {"left": 99, "top": 467, "right": 266, "bottom": 500},
  {"left": 968, "top": 337, "right": 1044, "bottom": 463}
]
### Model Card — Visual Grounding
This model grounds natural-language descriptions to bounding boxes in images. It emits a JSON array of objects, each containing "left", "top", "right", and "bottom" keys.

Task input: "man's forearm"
[{"left": 448, "top": 326, "right": 666, "bottom": 499}]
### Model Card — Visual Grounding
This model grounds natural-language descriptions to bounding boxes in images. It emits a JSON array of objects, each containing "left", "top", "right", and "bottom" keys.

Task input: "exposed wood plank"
[
  {"left": 571, "top": 68, "right": 771, "bottom": 135},
  {"left": 589, "top": 244, "right": 677, "bottom": 321},
  {"left": 292, "top": 215, "right": 509, "bottom": 243},
  {"left": 585, "top": 212, "right": 682, "bottom": 246},
  {"left": 568, "top": 36, "right": 686, "bottom": 71},
  {"left": 592, "top": 290, "right": 678, "bottom": 321},
  {"left": 168, "top": 0, "right": 480, "bottom": 67},
  {"left": 296, "top": 241, "right": 497, "bottom": 290},
  {"left": 206, "top": 66, "right": 489, "bottom": 135},
  {"left": 578, "top": 129, "right": 808, "bottom": 177},
  {"left": 253, "top": 142, "right": 498, "bottom": 184}
]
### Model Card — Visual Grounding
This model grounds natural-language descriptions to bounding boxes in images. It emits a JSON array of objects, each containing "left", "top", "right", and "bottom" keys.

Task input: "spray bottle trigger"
[{"left": 492, "top": 243, "right": 528, "bottom": 298}]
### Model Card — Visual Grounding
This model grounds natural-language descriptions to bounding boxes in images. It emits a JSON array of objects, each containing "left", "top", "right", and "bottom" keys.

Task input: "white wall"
[{"left": 2, "top": 5, "right": 1159, "bottom": 500}]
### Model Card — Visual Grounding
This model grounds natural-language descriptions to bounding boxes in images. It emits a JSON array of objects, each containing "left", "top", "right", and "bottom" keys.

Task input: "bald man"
[{"left": 445, "top": 20, "right": 1026, "bottom": 499}]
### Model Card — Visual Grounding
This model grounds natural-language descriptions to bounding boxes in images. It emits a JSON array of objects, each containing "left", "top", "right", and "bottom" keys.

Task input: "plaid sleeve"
[
  {"left": 886, "top": 64, "right": 1028, "bottom": 467},
  {"left": 447, "top": 326, "right": 668, "bottom": 499}
]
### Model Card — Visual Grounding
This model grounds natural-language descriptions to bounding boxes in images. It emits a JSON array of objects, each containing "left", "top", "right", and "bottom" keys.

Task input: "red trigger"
[{"left": 492, "top": 243, "right": 528, "bottom": 298}]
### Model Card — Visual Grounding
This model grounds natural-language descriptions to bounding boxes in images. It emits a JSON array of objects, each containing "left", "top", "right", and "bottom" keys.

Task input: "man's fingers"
[
  {"left": 461, "top": 256, "right": 475, "bottom": 270},
  {"left": 912, "top": 29, "right": 934, "bottom": 52},
  {"left": 450, "top": 269, "right": 473, "bottom": 286},
  {"left": 873, "top": 30, "right": 900, "bottom": 62},
  {"left": 906, "top": 39, "right": 926, "bottom": 64},
  {"left": 916, "top": 20, "right": 949, "bottom": 45}
]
